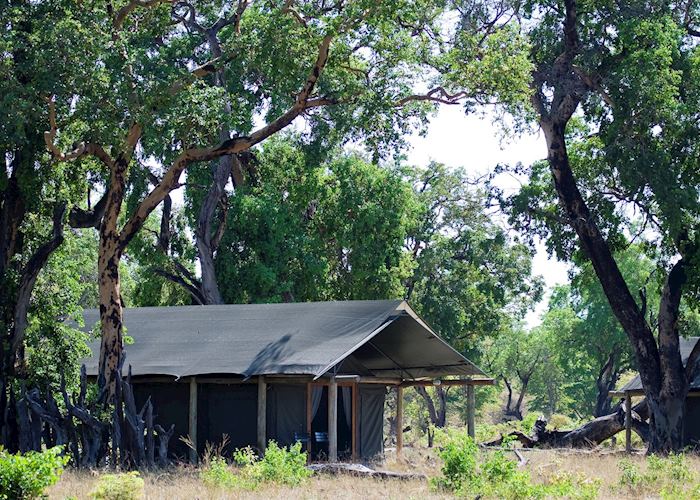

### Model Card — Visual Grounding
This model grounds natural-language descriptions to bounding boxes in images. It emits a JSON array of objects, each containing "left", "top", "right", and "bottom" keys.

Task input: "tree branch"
[
  {"left": 11, "top": 203, "right": 66, "bottom": 357},
  {"left": 118, "top": 34, "right": 334, "bottom": 249}
]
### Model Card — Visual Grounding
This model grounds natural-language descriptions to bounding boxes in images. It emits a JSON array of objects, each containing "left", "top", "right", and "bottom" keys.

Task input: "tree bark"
[
  {"left": 195, "top": 154, "right": 234, "bottom": 305},
  {"left": 415, "top": 386, "right": 447, "bottom": 428},
  {"left": 531, "top": 0, "right": 689, "bottom": 452},
  {"left": 542, "top": 121, "right": 686, "bottom": 451},
  {"left": 486, "top": 400, "right": 650, "bottom": 448},
  {"left": 97, "top": 150, "right": 131, "bottom": 397},
  {"left": 594, "top": 352, "right": 619, "bottom": 417}
]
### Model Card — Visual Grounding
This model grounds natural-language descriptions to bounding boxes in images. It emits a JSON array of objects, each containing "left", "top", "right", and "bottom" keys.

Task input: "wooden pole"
[
  {"left": 351, "top": 383, "right": 358, "bottom": 461},
  {"left": 467, "top": 383, "right": 475, "bottom": 439},
  {"left": 328, "top": 376, "right": 338, "bottom": 462},
  {"left": 625, "top": 391, "right": 632, "bottom": 453},
  {"left": 258, "top": 376, "right": 267, "bottom": 454},
  {"left": 396, "top": 385, "right": 403, "bottom": 457},
  {"left": 188, "top": 377, "right": 198, "bottom": 464}
]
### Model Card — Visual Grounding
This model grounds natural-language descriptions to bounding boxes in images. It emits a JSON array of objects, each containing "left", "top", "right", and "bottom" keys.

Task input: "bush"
[
  {"left": 90, "top": 472, "right": 144, "bottom": 500},
  {"left": 200, "top": 456, "right": 238, "bottom": 489},
  {"left": 201, "top": 441, "right": 312, "bottom": 491},
  {"left": 253, "top": 441, "right": 311, "bottom": 486},
  {"left": 0, "top": 446, "right": 67, "bottom": 500},
  {"left": 432, "top": 429, "right": 600, "bottom": 499}
]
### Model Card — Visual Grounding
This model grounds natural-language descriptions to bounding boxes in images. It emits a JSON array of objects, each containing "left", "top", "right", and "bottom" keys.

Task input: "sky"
[{"left": 404, "top": 105, "right": 570, "bottom": 327}]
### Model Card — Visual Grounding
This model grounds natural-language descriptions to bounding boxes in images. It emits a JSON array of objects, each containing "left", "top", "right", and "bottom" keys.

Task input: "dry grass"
[
  {"left": 48, "top": 447, "right": 700, "bottom": 499},
  {"left": 49, "top": 468, "right": 440, "bottom": 499}
]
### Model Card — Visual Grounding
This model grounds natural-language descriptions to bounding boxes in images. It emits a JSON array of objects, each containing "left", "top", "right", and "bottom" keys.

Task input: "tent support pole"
[
  {"left": 467, "top": 383, "right": 475, "bottom": 438},
  {"left": 189, "top": 377, "right": 198, "bottom": 464},
  {"left": 625, "top": 391, "right": 632, "bottom": 453},
  {"left": 396, "top": 385, "right": 403, "bottom": 458},
  {"left": 351, "top": 382, "right": 358, "bottom": 461},
  {"left": 258, "top": 376, "right": 267, "bottom": 454},
  {"left": 329, "top": 376, "right": 338, "bottom": 462}
]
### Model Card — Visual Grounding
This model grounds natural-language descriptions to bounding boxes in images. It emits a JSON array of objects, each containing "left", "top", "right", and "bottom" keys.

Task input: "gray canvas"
[
  {"left": 358, "top": 385, "right": 386, "bottom": 460},
  {"left": 79, "top": 300, "right": 485, "bottom": 380}
]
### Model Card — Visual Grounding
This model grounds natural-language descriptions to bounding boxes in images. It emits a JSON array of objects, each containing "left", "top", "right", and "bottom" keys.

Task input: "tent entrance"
[{"left": 306, "top": 382, "right": 357, "bottom": 461}]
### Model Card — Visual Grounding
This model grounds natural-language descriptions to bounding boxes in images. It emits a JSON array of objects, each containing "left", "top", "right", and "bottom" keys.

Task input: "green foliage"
[
  {"left": 0, "top": 447, "right": 67, "bottom": 500},
  {"left": 90, "top": 472, "right": 144, "bottom": 500},
  {"left": 432, "top": 430, "right": 600, "bottom": 499},
  {"left": 200, "top": 456, "right": 238, "bottom": 489},
  {"left": 619, "top": 453, "right": 695, "bottom": 498},
  {"left": 201, "top": 441, "right": 312, "bottom": 491}
]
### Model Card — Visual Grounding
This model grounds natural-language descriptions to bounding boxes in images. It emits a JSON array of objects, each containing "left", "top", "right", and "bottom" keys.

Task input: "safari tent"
[
  {"left": 610, "top": 337, "right": 700, "bottom": 449},
  {"left": 81, "top": 300, "right": 492, "bottom": 462}
]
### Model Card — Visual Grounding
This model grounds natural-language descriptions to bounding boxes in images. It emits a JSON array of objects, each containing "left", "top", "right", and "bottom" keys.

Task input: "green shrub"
[
  {"left": 0, "top": 446, "right": 67, "bottom": 500},
  {"left": 255, "top": 441, "right": 311, "bottom": 486},
  {"left": 618, "top": 458, "right": 642, "bottom": 487},
  {"left": 201, "top": 441, "right": 312, "bottom": 491},
  {"left": 90, "top": 471, "right": 144, "bottom": 500},
  {"left": 430, "top": 430, "right": 480, "bottom": 493},
  {"left": 200, "top": 456, "right": 238, "bottom": 489},
  {"left": 432, "top": 429, "right": 601, "bottom": 499}
]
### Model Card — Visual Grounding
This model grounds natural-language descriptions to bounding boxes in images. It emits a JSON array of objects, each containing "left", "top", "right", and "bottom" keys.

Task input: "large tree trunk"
[
  {"left": 530, "top": 0, "right": 690, "bottom": 453},
  {"left": 543, "top": 122, "right": 687, "bottom": 452},
  {"left": 195, "top": 153, "right": 234, "bottom": 305},
  {"left": 97, "top": 153, "right": 130, "bottom": 398}
]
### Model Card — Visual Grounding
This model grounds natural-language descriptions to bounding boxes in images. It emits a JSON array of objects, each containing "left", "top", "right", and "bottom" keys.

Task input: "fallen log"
[
  {"left": 307, "top": 463, "right": 426, "bottom": 480},
  {"left": 484, "top": 399, "right": 649, "bottom": 448}
]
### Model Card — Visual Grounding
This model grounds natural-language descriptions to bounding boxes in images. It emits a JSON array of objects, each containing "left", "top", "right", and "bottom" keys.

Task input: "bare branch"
[{"left": 396, "top": 87, "right": 468, "bottom": 107}]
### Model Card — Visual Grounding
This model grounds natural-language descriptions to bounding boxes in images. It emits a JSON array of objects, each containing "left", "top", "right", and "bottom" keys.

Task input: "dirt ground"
[{"left": 49, "top": 446, "right": 700, "bottom": 499}]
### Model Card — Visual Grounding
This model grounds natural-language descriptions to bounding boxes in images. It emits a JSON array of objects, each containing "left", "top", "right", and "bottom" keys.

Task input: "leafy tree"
[
  {"left": 440, "top": 0, "right": 700, "bottom": 451},
  {"left": 212, "top": 138, "right": 416, "bottom": 303},
  {"left": 406, "top": 163, "right": 543, "bottom": 357},
  {"left": 42, "top": 0, "right": 450, "bottom": 395},
  {"left": 0, "top": 0, "right": 98, "bottom": 449},
  {"left": 516, "top": 1, "right": 700, "bottom": 451},
  {"left": 482, "top": 326, "right": 547, "bottom": 420}
]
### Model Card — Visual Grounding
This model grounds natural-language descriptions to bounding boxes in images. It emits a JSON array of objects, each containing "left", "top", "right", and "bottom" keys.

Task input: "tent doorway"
[{"left": 306, "top": 382, "right": 356, "bottom": 460}]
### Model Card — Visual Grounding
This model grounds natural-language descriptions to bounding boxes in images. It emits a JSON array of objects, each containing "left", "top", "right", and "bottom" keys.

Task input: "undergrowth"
[
  {"left": 200, "top": 440, "right": 312, "bottom": 491},
  {"left": 432, "top": 430, "right": 600, "bottom": 499},
  {"left": 618, "top": 452, "right": 698, "bottom": 499},
  {"left": 0, "top": 446, "right": 67, "bottom": 500},
  {"left": 90, "top": 471, "right": 144, "bottom": 500}
]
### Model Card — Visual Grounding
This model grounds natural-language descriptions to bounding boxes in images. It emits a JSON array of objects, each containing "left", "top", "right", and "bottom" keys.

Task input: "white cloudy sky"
[{"left": 404, "top": 105, "right": 570, "bottom": 327}]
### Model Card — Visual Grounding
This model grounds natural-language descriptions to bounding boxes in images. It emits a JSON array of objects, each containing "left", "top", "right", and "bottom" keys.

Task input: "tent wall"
[
  {"left": 357, "top": 384, "right": 386, "bottom": 460},
  {"left": 685, "top": 397, "right": 700, "bottom": 446},
  {"left": 133, "top": 382, "right": 190, "bottom": 459},
  {"left": 197, "top": 383, "right": 257, "bottom": 454},
  {"left": 266, "top": 383, "right": 307, "bottom": 447}
]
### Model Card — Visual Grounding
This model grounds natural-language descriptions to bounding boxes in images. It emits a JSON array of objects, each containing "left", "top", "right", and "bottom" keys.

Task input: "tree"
[
  {"left": 44, "top": 0, "right": 454, "bottom": 396},
  {"left": 0, "top": 0, "right": 98, "bottom": 449},
  {"left": 210, "top": 137, "right": 417, "bottom": 303},
  {"left": 406, "top": 163, "right": 542, "bottom": 356},
  {"left": 403, "top": 162, "right": 542, "bottom": 428},
  {"left": 436, "top": 0, "right": 700, "bottom": 451},
  {"left": 502, "top": 1, "right": 700, "bottom": 451},
  {"left": 482, "top": 327, "right": 547, "bottom": 420}
]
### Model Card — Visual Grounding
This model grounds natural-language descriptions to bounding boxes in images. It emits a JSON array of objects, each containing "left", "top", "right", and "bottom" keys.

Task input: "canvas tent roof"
[
  {"left": 611, "top": 337, "right": 700, "bottom": 395},
  {"left": 80, "top": 300, "right": 486, "bottom": 380}
]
